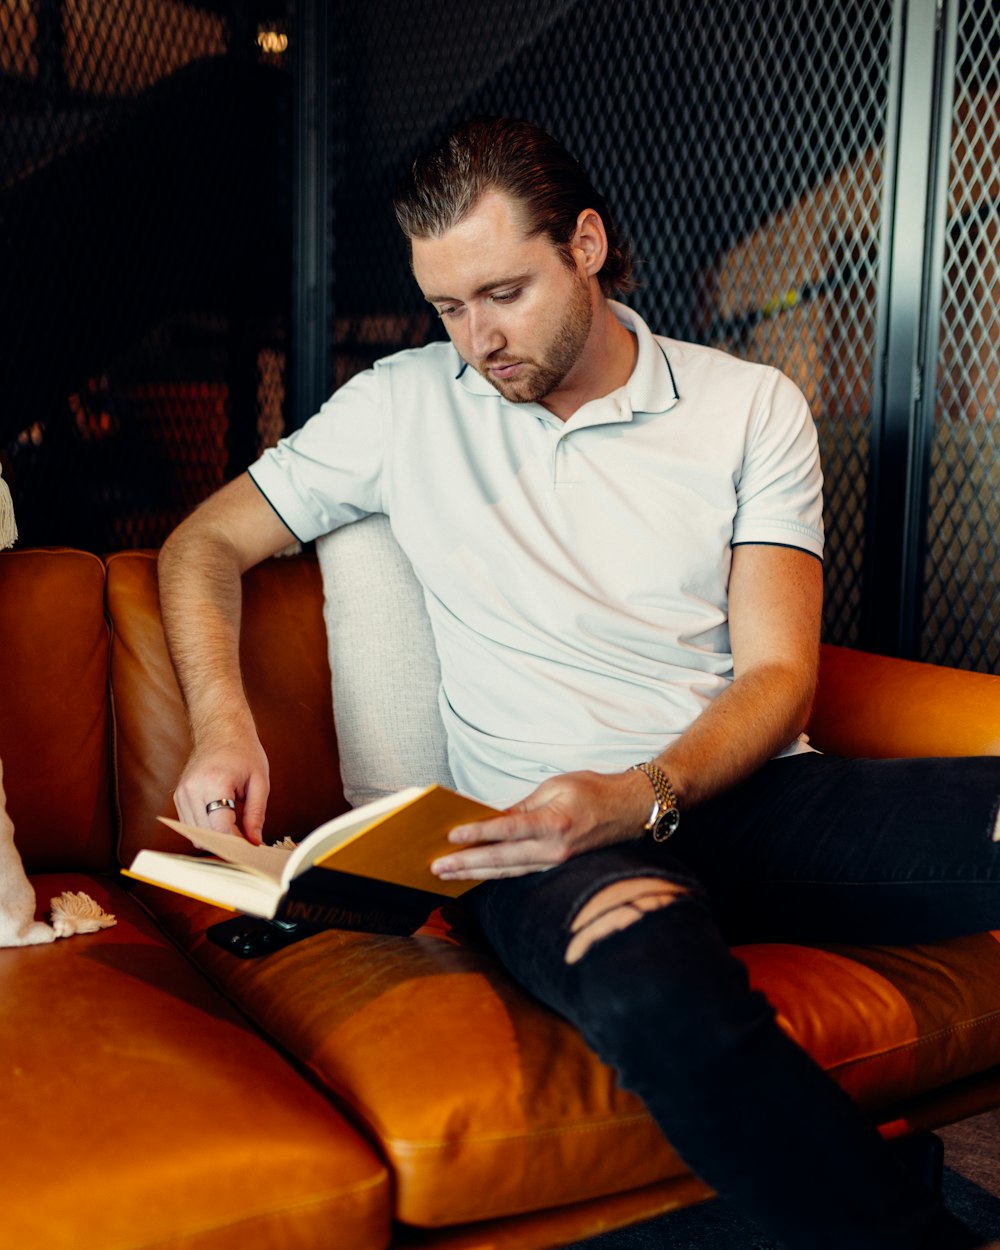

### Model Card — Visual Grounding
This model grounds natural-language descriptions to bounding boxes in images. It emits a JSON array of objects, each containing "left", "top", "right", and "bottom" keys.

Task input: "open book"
[{"left": 123, "top": 785, "right": 501, "bottom": 935}]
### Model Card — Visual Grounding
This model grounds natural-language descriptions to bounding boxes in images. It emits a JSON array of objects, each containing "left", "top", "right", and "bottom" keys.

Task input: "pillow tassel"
[{"left": 49, "top": 891, "right": 117, "bottom": 938}]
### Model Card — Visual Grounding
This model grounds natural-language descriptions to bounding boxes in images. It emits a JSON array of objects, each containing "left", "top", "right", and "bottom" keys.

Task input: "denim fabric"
[
  {"left": 469, "top": 754, "right": 1000, "bottom": 1249},
  {"left": 674, "top": 754, "right": 1000, "bottom": 945}
]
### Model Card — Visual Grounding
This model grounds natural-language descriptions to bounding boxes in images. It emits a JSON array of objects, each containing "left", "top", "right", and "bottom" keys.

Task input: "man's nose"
[{"left": 468, "top": 307, "right": 505, "bottom": 358}]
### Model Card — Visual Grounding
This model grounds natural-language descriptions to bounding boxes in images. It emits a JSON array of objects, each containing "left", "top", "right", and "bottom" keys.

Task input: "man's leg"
[
  {"left": 670, "top": 754, "right": 1000, "bottom": 945},
  {"left": 471, "top": 845, "right": 979, "bottom": 1250}
]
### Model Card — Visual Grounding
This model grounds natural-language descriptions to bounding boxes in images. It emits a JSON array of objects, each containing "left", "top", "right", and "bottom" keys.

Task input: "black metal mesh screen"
[
  {"left": 0, "top": 0, "right": 290, "bottom": 551},
  {"left": 330, "top": 0, "right": 893, "bottom": 649},
  {"left": 7, "top": 2, "right": 994, "bottom": 672},
  {"left": 921, "top": 0, "right": 1000, "bottom": 672}
]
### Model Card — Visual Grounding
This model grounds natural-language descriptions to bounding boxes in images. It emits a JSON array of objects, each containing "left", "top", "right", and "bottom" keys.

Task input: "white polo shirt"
[{"left": 250, "top": 303, "right": 824, "bottom": 806}]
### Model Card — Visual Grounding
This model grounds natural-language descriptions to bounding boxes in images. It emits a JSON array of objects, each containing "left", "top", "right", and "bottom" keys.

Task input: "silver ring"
[{"left": 205, "top": 799, "right": 236, "bottom": 814}]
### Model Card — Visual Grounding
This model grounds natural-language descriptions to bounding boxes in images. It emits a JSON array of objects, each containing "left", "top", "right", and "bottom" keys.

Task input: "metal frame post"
[
  {"left": 910, "top": 0, "right": 961, "bottom": 659},
  {"left": 863, "top": 0, "right": 950, "bottom": 656},
  {"left": 290, "top": 0, "right": 331, "bottom": 431}
]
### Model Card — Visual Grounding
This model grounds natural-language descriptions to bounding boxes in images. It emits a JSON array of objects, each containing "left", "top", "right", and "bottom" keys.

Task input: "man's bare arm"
[
  {"left": 650, "top": 541, "right": 822, "bottom": 807},
  {"left": 158, "top": 474, "right": 298, "bottom": 843},
  {"left": 432, "top": 544, "right": 824, "bottom": 878}
]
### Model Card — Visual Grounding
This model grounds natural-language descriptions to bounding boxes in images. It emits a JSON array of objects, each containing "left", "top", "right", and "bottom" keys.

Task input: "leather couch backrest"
[
  {"left": 811, "top": 643, "right": 1000, "bottom": 759},
  {"left": 107, "top": 550, "right": 347, "bottom": 865},
  {"left": 0, "top": 548, "right": 115, "bottom": 873}
]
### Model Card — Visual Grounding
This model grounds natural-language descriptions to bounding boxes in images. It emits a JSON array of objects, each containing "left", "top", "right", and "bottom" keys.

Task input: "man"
[{"left": 159, "top": 117, "right": 1000, "bottom": 1249}]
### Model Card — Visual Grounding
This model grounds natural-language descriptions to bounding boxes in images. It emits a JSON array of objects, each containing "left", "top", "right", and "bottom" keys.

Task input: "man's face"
[{"left": 411, "top": 191, "right": 594, "bottom": 407}]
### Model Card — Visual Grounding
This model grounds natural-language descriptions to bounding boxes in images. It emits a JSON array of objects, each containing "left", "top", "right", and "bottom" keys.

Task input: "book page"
[
  {"left": 158, "top": 819, "right": 293, "bottom": 882},
  {"left": 125, "top": 850, "right": 279, "bottom": 917}
]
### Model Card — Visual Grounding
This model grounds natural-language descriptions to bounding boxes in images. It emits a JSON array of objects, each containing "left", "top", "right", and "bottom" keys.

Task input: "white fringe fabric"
[
  {"left": 0, "top": 760, "right": 116, "bottom": 947},
  {"left": 0, "top": 468, "right": 16, "bottom": 550},
  {"left": 0, "top": 466, "right": 118, "bottom": 942}
]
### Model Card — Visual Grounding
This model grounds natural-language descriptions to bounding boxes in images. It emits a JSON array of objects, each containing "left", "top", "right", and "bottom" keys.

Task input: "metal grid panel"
[
  {"left": 330, "top": 0, "right": 893, "bottom": 648},
  {"left": 63, "top": 0, "right": 227, "bottom": 97},
  {"left": 0, "top": 1, "right": 290, "bottom": 551},
  {"left": 921, "top": 0, "right": 1000, "bottom": 672}
]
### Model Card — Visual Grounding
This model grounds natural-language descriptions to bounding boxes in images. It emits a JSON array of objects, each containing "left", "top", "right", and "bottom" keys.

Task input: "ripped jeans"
[{"left": 469, "top": 754, "right": 1000, "bottom": 1250}]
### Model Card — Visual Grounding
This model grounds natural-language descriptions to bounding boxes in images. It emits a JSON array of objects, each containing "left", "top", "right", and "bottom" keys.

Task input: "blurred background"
[{"left": 0, "top": 0, "right": 996, "bottom": 672}]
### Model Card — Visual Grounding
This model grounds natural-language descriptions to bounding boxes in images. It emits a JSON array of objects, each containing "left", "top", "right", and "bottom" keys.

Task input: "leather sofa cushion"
[
  {"left": 149, "top": 887, "right": 1000, "bottom": 1230},
  {"left": 2, "top": 872, "right": 390, "bottom": 1250},
  {"left": 0, "top": 549, "right": 114, "bottom": 873},
  {"left": 810, "top": 643, "right": 1000, "bottom": 757}
]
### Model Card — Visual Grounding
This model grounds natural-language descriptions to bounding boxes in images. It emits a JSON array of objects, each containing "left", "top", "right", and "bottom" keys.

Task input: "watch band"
[{"left": 629, "top": 761, "right": 680, "bottom": 842}]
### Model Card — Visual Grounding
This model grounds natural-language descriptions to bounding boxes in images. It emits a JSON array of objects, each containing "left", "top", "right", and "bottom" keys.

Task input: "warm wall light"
[{"left": 257, "top": 30, "right": 288, "bottom": 55}]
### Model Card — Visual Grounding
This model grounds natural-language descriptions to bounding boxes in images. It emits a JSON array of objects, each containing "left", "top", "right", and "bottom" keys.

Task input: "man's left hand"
[{"left": 431, "top": 769, "right": 651, "bottom": 880}]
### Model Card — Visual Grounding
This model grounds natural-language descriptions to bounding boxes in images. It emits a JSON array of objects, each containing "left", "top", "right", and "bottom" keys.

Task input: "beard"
[{"left": 477, "top": 274, "right": 593, "bottom": 405}]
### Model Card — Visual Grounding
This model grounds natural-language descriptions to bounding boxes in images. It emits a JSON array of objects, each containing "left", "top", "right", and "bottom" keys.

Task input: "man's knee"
[{"left": 565, "top": 876, "right": 686, "bottom": 965}]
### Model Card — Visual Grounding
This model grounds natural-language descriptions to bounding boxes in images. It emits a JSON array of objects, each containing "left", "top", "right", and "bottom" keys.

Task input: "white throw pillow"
[{"left": 316, "top": 514, "right": 454, "bottom": 808}]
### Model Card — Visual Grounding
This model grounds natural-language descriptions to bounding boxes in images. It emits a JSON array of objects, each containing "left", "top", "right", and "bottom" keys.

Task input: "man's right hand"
[{"left": 172, "top": 730, "right": 271, "bottom": 845}]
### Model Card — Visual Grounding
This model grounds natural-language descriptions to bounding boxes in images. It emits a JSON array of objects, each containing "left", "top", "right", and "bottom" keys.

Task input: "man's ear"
[{"left": 570, "top": 208, "right": 609, "bottom": 278}]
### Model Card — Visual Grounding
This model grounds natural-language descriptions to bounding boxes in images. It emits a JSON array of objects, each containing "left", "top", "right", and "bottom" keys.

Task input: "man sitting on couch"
[{"left": 158, "top": 116, "right": 1000, "bottom": 1250}]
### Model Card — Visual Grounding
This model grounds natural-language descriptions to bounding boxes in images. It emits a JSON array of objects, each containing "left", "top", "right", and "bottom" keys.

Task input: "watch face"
[{"left": 652, "top": 806, "right": 680, "bottom": 842}]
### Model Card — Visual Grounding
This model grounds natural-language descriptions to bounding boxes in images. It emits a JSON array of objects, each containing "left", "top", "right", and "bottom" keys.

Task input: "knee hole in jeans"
[{"left": 565, "top": 877, "right": 686, "bottom": 965}]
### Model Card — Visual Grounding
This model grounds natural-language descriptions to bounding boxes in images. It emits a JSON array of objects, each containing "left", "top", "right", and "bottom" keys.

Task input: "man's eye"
[
  {"left": 436, "top": 305, "right": 461, "bottom": 319},
  {"left": 491, "top": 289, "right": 521, "bottom": 304}
]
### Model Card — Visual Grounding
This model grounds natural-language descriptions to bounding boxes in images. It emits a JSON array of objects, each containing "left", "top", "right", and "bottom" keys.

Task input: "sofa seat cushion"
[
  {"left": 739, "top": 932, "right": 1000, "bottom": 1108},
  {"left": 144, "top": 888, "right": 1000, "bottom": 1230},
  {"left": 1, "top": 873, "right": 390, "bottom": 1250}
]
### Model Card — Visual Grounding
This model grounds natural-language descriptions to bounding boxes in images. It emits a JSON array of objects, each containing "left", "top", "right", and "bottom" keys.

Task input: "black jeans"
[{"left": 469, "top": 754, "right": 1000, "bottom": 1250}]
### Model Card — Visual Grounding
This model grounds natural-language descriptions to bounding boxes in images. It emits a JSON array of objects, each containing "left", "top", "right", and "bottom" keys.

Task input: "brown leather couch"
[{"left": 3, "top": 544, "right": 1000, "bottom": 1250}]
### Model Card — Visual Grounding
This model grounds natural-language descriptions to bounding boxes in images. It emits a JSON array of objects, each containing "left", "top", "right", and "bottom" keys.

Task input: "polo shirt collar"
[
  {"left": 454, "top": 299, "right": 679, "bottom": 420},
  {"left": 610, "top": 301, "right": 679, "bottom": 416}
]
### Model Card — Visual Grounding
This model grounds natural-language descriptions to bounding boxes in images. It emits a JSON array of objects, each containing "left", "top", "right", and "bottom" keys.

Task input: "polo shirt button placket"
[{"left": 551, "top": 427, "right": 579, "bottom": 489}]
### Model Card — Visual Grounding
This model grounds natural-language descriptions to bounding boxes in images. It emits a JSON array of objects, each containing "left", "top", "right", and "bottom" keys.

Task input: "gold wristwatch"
[{"left": 630, "top": 761, "right": 680, "bottom": 842}]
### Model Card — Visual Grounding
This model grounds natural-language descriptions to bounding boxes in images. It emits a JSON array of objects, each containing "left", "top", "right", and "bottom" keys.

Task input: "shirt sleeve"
[
  {"left": 248, "top": 366, "right": 388, "bottom": 543},
  {"left": 731, "top": 368, "right": 824, "bottom": 559}
]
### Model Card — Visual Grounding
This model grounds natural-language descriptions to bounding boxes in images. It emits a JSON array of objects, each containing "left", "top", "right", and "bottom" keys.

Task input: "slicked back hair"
[{"left": 392, "top": 117, "right": 634, "bottom": 298}]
